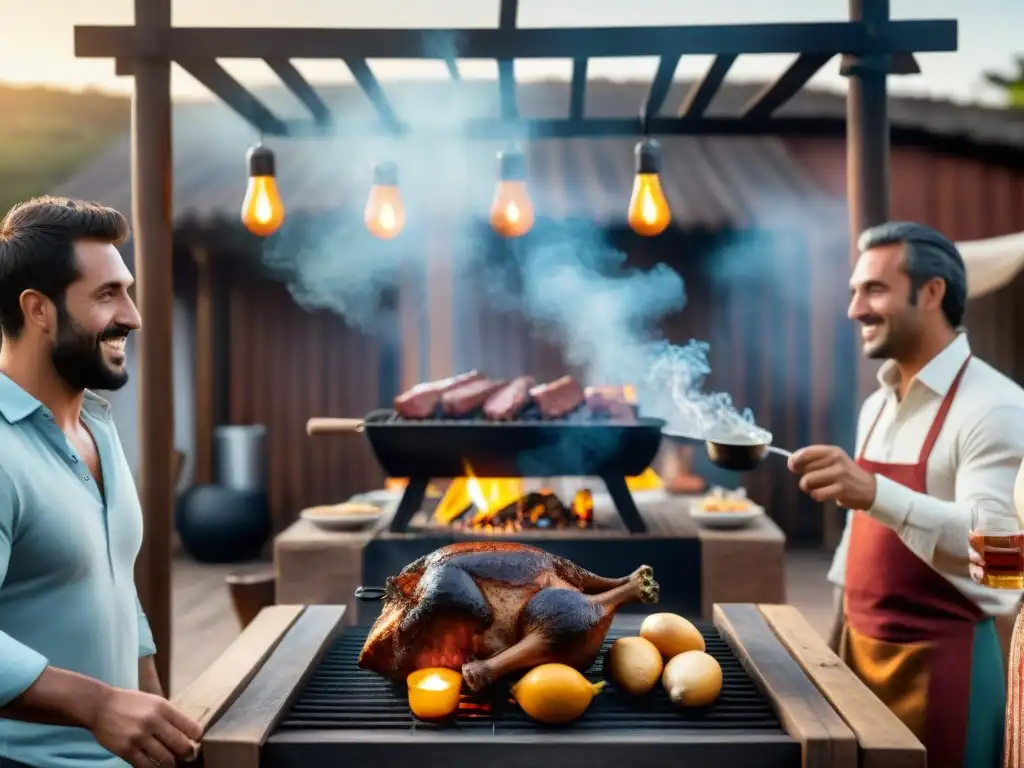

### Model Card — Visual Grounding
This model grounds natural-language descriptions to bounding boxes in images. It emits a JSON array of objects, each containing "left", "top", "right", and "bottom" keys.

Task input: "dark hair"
[
  {"left": 857, "top": 220, "right": 967, "bottom": 329},
  {"left": 0, "top": 196, "right": 128, "bottom": 338}
]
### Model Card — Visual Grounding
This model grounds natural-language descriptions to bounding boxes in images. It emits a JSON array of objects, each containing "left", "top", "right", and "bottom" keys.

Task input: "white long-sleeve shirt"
[{"left": 827, "top": 333, "right": 1024, "bottom": 617}]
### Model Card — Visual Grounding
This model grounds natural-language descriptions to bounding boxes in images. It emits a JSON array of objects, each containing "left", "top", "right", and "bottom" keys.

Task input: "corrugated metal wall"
[
  {"left": 787, "top": 140, "right": 1024, "bottom": 387},
  {"left": 225, "top": 274, "right": 384, "bottom": 532}
]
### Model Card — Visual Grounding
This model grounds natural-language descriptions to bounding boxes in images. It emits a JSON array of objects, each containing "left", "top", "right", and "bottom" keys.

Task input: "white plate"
[
  {"left": 689, "top": 507, "right": 763, "bottom": 530},
  {"left": 300, "top": 509, "right": 382, "bottom": 531}
]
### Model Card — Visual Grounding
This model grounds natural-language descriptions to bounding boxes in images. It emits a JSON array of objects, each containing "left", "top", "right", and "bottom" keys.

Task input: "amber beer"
[{"left": 970, "top": 501, "right": 1024, "bottom": 589}]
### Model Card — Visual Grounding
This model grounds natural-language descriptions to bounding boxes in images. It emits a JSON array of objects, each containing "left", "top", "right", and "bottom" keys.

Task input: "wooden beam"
[
  {"left": 757, "top": 604, "right": 926, "bottom": 767},
  {"left": 131, "top": 0, "right": 174, "bottom": 696},
  {"left": 742, "top": 53, "right": 834, "bottom": 118},
  {"left": 176, "top": 59, "right": 285, "bottom": 135},
  {"left": 264, "top": 58, "right": 332, "bottom": 124},
  {"left": 497, "top": 0, "right": 518, "bottom": 120},
  {"left": 569, "top": 57, "right": 588, "bottom": 119},
  {"left": 714, "top": 604, "right": 858, "bottom": 768},
  {"left": 268, "top": 114, "right": 855, "bottom": 139},
  {"left": 644, "top": 53, "right": 681, "bottom": 120},
  {"left": 192, "top": 248, "right": 214, "bottom": 486},
  {"left": 678, "top": 54, "right": 736, "bottom": 118},
  {"left": 75, "top": 20, "right": 959, "bottom": 60},
  {"left": 173, "top": 605, "right": 304, "bottom": 747},
  {"left": 344, "top": 59, "right": 401, "bottom": 135},
  {"left": 444, "top": 57, "right": 461, "bottom": 81},
  {"left": 203, "top": 606, "right": 346, "bottom": 768}
]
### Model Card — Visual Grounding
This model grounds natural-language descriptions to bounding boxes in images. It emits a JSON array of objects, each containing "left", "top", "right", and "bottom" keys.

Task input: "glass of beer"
[{"left": 970, "top": 500, "right": 1024, "bottom": 589}]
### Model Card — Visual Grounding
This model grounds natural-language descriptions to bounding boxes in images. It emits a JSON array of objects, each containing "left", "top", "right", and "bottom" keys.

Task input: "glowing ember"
[{"left": 627, "top": 467, "right": 663, "bottom": 492}]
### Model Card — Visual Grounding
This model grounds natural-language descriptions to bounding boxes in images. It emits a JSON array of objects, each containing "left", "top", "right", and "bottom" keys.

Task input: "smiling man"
[
  {"left": 787, "top": 222, "right": 1024, "bottom": 768},
  {"left": 0, "top": 197, "right": 202, "bottom": 768}
]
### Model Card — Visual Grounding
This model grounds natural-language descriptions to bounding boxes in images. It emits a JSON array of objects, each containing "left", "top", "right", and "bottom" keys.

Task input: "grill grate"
[{"left": 276, "top": 621, "right": 783, "bottom": 734}]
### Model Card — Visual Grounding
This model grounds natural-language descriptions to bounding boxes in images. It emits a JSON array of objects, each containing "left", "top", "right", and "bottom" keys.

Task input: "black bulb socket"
[
  {"left": 635, "top": 138, "right": 661, "bottom": 175},
  {"left": 372, "top": 162, "right": 399, "bottom": 186},
  {"left": 497, "top": 145, "right": 527, "bottom": 181},
  {"left": 247, "top": 143, "right": 276, "bottom": 177}
]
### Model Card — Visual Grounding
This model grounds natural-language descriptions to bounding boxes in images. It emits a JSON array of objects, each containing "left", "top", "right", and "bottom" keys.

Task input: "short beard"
[{"left": 50, "top": 303, "right": 130, "bottom": 392}]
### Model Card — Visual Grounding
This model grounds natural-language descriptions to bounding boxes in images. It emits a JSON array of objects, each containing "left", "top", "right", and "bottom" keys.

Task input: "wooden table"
[
  {"left": 175, "top": 603, "right": 923, "bottom": 768},
  {"left": 275, "top": 497, "right": 786, "bottom": 622}
]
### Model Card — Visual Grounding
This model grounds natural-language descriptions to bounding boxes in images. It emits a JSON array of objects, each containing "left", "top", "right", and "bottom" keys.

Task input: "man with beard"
[
  {"left": 0, "top": 197, "right": 202, "bottom": 768},
  {"left": 788, "top": 222, "right": 1024, "bottom": 768}
]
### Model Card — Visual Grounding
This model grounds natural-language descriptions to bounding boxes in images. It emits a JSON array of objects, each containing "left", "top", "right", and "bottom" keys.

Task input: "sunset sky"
[{"left": 0, "top": 0, "right": 1019, "bottom": 104}]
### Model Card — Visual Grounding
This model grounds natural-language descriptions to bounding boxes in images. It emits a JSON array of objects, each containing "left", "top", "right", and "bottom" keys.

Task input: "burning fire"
[{"left": 433, "top": 463, "right": 593, "bottom": 531}]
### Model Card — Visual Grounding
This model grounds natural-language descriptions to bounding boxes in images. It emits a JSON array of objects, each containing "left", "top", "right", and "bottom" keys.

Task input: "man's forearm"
[
  {"left": 0, "top": 666, "right": 111, "bottom": 728},
  {"left": 138, "top": 655, "right": 164, "bottom": 697}
]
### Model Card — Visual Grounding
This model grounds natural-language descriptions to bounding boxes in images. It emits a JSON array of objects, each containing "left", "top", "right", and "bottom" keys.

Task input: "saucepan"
[{"left": 663, "top": 428, "right": 793, "bottom": 472}]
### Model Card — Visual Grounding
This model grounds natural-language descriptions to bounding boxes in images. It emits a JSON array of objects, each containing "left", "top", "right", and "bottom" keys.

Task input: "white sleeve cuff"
[{"left": 867, "top": 474, "right": 915, "bottom": 530}]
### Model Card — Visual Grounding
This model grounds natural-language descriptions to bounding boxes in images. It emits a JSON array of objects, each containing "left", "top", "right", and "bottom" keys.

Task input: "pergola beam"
[
  {"left": 177, "top": 59, "right": 286, "bottom": 135},
  {"left": 644, "top": 54, "right": 682, "bottom": 120},
  {"left": 265, "top": 58, "right": 332, "bottom": 124},
  {"left": 497, "top": 0, "right": 518, "bottom": 120},
  {"left": 569, "top": 58, "right": 588, "bottom": 120},
  {"left": 75, "top": 20, "right": 957, "bottom": 61},
  {"left": 742, "top": 53, "right": 834, "bottom": 118},
  {"left": 344, "top": 59, "right": 402, "bottom": 135},
  {"left": 678, "top": 55, "right": 737, "bottom": 118}
]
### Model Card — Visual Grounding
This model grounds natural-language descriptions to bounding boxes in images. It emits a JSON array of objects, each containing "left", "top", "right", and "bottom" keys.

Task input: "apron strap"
[
  {"left": 917, "top": 355, "right": 972, "bottom": 466},
  {"left": 858, "top": 396, "right": 889, "bottom": 462}
]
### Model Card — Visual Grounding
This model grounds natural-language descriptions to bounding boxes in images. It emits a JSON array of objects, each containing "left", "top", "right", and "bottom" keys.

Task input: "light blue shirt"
[{"left": 0, "top": 374, "right": 154, "bottom": 767}]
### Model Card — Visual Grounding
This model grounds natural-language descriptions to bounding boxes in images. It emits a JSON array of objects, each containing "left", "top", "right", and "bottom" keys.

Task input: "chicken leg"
[{"left": 461, "top": 564, "right": 659, "bottom": 692}]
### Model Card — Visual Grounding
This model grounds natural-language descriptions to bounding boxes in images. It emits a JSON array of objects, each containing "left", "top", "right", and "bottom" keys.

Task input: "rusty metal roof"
[{"left": 54, "top": 79, "right": 1021, "bottom": 231}]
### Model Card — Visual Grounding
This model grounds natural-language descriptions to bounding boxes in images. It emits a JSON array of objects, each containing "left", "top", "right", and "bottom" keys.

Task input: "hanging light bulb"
[
  {"left": 490, "top": 144, "right": 535, "bottom": 238},
  {"left": 364, "top": 162, "right": 406, "bottom": 239},
  {"left": 240, "top": 143, "right": 285, "bottom": 237},
  {"left": 627, "top": 138, "right": 671, "bottom": 237}
]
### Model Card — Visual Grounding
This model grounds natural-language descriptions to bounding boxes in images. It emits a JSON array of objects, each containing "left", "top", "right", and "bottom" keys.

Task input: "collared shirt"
[
  {"left": 828, "top": 333, "right": 1024, "bottom": 617},
  {"left": 0, "top": 374, "right": 154, "bottom": 768}
]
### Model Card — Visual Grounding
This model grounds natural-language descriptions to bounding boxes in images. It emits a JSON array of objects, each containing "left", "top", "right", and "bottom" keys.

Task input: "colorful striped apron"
[{"left": 843, "top": 356, "right": 1006, "bottom": 768}]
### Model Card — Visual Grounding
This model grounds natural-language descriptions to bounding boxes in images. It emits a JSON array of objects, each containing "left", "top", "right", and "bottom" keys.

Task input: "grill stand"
[{"left": 388, "top": 475, "right": 647, "bottom": 533}]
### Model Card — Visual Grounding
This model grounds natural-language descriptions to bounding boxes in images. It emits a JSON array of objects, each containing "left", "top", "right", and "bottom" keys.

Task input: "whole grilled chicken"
[{"left": 358, "top": 542, "right": 660, "bottom": 691}]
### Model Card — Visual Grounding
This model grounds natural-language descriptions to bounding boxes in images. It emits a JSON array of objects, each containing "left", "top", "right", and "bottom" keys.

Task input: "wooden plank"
[
  {"left": 714, "top": 604, "right": 857, "bottom": 768},
  {"left": 202, "top": 605, "right": 347, "bottom": 768},
  {"left": 644, "top": 53, "right": 681, "bottom": 119},
  {"left": 758, "top": 604, "right": 925, "bottom": 768},
  {"left": 174, "top": 605, "right": 305, "bottom": 736}
]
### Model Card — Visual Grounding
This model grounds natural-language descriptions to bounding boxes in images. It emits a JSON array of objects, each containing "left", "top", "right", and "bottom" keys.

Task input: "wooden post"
[
  {"left": 131, "top": 0, "right": 175, "bottom": 693},
  {"left": 193, "top": 247, "right": 214, "bottom": 485},
  {"left": 847, "top": 0, "right": 891, "bottom": 403}
]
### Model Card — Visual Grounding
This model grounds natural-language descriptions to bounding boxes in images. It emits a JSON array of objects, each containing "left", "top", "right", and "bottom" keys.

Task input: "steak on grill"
[
  {"left": 358, "top": 542, "right": 660, "bottom": 692},
  {"left": 393, "top": 371, "right": 483, "bottom": 419},
  {"left": 530, "top": 376, "right": 585, "bottom": 418},
  {"left": 441, "top": 378, "right": 508, "bottom": 417},
  {"left": 483, "top": 376, "right": 536, "bottom": 420}
]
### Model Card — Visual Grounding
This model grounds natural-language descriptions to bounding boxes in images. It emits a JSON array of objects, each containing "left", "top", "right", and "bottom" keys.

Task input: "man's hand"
[
  {"left": 89, "top": 687, "right": 202, "bottom": 768},
  {"left": 787, "top": 445, "right": 877, "bottom": 511},
  {"left": 968, "top": 535, "right": 986, "bottom": 584}
]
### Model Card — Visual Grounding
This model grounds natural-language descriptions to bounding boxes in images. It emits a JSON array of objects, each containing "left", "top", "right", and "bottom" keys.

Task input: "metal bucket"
[{"left": 214, "top": 425, "right": 267, "bottom": 491}]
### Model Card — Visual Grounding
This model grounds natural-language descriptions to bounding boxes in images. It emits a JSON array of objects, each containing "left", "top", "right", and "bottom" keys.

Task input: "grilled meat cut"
[
  {"left": 441, "top": 378, "right": 507, "bottom": 417},
  {"left": 358, "top": 542, "right": 660, "bottom": 691},
  {"left": 585, "top": 385, "right": 637, "bottom": 422},
  {"left": 394, "top": 371, "right": 483, "bottom": 419},
  {"left": 483, "top": 376, "right": 536, "bottom": 421},
  {"left": 530, "top": 376, "right": 585, "bottom": 418}
]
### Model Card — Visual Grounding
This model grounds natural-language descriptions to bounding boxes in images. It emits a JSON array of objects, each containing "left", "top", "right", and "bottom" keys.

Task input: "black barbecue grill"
[{"left": 263, "top": 619, "right": 799, "bottom": 767}]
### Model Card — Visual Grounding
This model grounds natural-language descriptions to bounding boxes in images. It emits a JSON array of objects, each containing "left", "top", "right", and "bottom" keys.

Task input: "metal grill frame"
[{"left": 251, "top": 611, "right": 814, "bottom": 768}]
